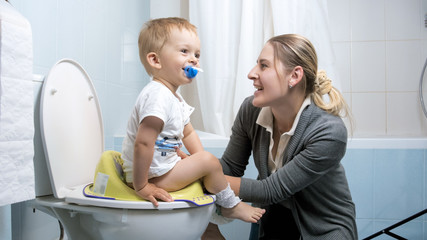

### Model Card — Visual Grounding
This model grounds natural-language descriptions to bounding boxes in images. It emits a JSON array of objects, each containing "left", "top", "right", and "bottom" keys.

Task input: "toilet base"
[{"left": 32, "top": 196, "right": 215, "bottom": 240}]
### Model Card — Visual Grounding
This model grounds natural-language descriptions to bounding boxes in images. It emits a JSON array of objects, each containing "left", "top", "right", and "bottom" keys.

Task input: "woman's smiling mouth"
[{"left": 255, "top": 86, "right": 264, "bottom": 91}]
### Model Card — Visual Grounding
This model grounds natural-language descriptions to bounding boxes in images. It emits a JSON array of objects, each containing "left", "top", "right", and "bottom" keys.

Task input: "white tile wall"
[
  {"left": 352, "top": 92, "right": 386, "bottom": 136},
  {"left": 421, "top": 0, "right": 427, "bottom": 39},
  {"left": 351, "top": 42, "right": 386, "bottom": 93},
  {"left": 350, "top": 0, "right": 385, "bottom": 41},
  {"left": 13, "top": 0, "right": 427, "bottom": 140},
  {"left": 332, "top": 42, "right": 351, "bottom": 92},
  {"left": 385, "top": 0, "right": 421, "bottom": 40},
  {"left": 387, "top": 92, "right": 425, "bottom": 135},
  {"left": 386, "top": 40, "right": 422, "bottom": 92},
  {"left": 10, "top": 0, "right": 151, "bottom": 150},
  {"left": 328, "top": 0, "right": 427, "bottom": 136},
  {"left": 327, "top": 0, "right": 351, "bottom": 42}
]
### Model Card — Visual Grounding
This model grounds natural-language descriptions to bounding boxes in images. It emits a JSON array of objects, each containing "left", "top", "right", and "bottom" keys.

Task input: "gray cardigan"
[{"left": 220, "top": 96, "right": 357, "bottom": 239}]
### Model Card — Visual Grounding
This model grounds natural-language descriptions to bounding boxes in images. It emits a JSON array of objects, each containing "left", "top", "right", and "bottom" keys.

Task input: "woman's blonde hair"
[
  {"left": 268, "top": 34, "right": 351, "bottom": 119},
  {"left": 138, "top": 17, "right": 198, "bottom": 76}
]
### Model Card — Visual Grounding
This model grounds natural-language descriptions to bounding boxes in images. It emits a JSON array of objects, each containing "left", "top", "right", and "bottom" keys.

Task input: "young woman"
[{"left": 203, "top": 34, "right": 357, "bottom": 239}]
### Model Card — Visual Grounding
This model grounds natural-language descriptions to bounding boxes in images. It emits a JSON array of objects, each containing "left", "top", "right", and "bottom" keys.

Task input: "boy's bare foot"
[{"left": 221, "top": 202, "right": 265, "bottom": 223}]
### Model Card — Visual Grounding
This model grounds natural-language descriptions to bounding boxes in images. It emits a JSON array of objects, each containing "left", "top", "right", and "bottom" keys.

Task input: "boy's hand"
[
  {"left": 136, "top": 183, "right": 174, "bottom": 207},
  {"left": 176, "top": 147, "right": 189, "bottom": 159}
]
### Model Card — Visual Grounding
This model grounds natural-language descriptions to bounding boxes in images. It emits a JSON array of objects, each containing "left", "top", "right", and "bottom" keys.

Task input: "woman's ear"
[
  {"left": 290, "top": 66, "right": 304, "bottom": 86},
  {"left": 146, "top": 52, "right": 161, "bottom": 69}
]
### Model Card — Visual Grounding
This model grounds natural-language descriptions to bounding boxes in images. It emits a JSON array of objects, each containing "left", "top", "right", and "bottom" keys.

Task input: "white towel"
[{"left": 0, "top": 1, "right": 35, "bottom": 206}]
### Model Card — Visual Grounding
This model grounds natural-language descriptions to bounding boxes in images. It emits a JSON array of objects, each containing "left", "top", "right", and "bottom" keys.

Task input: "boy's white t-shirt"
[{"left": 121, "top": 81, "right": 194, "bottom": 183}]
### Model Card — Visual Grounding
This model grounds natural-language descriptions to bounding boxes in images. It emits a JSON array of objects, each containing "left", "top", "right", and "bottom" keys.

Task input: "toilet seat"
[
  {"left": 39, "top": 59, "right": 203, "bottom": 210},
  {"left": 66, "top": 184, "right": 196, "bottom": 209}
]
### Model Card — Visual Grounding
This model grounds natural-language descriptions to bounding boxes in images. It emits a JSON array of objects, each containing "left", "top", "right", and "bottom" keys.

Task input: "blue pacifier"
[{"left": 184, "top": 66, "right": 203, "bottom": 78}]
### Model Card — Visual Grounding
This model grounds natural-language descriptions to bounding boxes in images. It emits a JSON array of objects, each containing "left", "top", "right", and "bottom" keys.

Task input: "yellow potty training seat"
[{"left": 83, "top": 150, "right": 215, "bottom": 206}]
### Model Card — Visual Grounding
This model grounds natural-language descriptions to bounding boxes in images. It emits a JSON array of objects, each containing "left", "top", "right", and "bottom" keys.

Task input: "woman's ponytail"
[{"left": 312, "top": 70, "right": 350, "bottom": 118}]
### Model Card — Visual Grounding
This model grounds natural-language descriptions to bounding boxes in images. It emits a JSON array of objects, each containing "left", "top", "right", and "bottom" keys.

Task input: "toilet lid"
[{"left": 40, "top": 59, "right": 104, "bottom": 199}]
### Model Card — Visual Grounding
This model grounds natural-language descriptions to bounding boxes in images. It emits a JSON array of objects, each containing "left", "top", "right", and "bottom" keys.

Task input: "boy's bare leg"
[
  {"left": 151, "top": 151, "right": 265, "bottom": 222},
  {"left": 202, "top": 223, "right": 225, "bottom": 240},
  {"left": 150, "top": 151, "right": 228, "bottom": 192}
]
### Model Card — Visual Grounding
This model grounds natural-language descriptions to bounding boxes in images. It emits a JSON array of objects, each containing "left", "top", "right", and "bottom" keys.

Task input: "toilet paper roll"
[{"left": 0, "top": 1, "right": 35, "bottom": 206}]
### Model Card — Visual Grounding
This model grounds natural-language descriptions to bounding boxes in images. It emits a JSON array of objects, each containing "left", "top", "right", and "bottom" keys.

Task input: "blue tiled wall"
[
  {"left": 342, "top": 149, "right": 426, "bottom": 239},
  {"left": 113, "top": 137, "right": 427, "bottom": 239}
]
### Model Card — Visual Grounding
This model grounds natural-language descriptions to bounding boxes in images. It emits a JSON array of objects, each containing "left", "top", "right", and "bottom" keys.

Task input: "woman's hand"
[{"left": 135, "top": 183, "right": 174, "bottom": 207}]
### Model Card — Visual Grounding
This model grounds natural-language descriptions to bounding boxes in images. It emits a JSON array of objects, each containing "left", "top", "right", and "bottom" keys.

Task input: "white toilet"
[{"left": 32, "top": 59, "right": 215, "bottom": 240}]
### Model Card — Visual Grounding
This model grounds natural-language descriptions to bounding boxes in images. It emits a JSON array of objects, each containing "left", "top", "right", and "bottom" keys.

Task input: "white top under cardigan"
[{"left": 256, "top": 97, "right": 311, "bottom": 173}]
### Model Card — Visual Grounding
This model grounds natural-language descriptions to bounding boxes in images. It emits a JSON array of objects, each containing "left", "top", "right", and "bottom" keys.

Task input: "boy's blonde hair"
[{"left": 138, "top": 17, "right": 198, "bottom": 76}]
